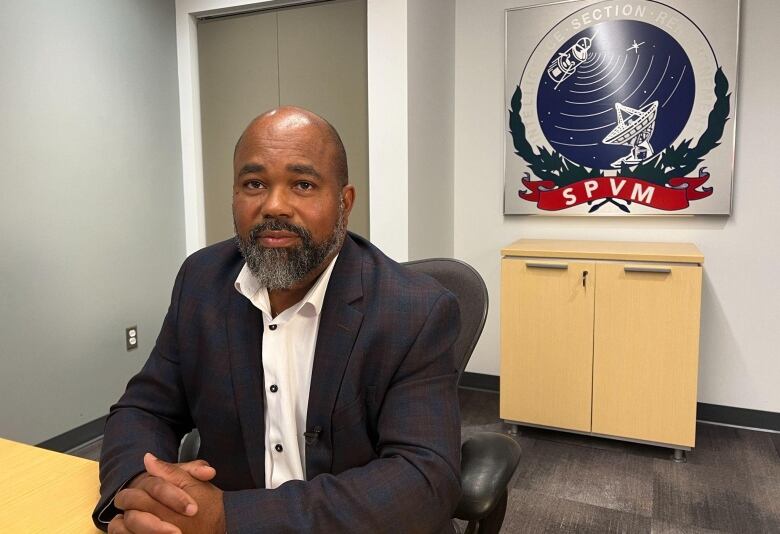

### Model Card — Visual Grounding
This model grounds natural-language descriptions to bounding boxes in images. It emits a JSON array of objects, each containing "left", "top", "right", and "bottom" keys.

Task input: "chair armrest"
[{"left": 454, "top": 432, "right": 522, "bottom": 521}]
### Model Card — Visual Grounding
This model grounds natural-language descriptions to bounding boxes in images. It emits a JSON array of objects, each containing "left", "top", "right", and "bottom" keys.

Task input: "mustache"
[{"left": 248, "top": 218, "right": 312, "bottom": 242}]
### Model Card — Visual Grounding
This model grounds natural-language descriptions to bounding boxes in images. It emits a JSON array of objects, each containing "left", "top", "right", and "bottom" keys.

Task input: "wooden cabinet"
[{"left": 500, "top": 240, "right": 703, "bottom": 451}]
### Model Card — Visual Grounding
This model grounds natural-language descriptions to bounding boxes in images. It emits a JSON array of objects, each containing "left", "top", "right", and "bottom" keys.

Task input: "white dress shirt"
[{"left": 233, "top": 255, "right": 338, "bottom": 489}]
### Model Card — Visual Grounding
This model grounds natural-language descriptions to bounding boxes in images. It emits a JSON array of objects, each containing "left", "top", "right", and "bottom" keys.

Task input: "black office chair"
[
  {"left": 404, "top": 258, "right": 521, "bottom": 534},
  {"left": 180, "top": 258, "right": 521, "bottom": 534}
]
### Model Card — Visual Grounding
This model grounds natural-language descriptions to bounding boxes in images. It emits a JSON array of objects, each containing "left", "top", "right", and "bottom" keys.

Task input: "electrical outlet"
[{"left": 126, "top": 325, "right": 138, "bottom": 351}]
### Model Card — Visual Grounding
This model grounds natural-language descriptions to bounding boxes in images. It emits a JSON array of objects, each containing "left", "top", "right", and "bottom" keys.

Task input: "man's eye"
[
  {"left": 246, "top": 180, "right": 264, "bottom": 189},
  {"left": 296, "top": 181, "right": 315, "bottom": 191}
]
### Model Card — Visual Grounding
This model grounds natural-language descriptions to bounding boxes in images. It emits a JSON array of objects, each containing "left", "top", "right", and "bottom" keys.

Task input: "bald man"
[{"left": 93, "top": 107, "right": 462, "bottom": 533}]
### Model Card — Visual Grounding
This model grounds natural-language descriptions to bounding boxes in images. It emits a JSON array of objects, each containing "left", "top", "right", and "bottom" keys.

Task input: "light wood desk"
[{"left": 0, "top": 437, "right": 101, "bottom": 533}]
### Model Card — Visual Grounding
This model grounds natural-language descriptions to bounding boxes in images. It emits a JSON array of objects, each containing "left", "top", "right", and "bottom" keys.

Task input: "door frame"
[{"left": 175, "top": 0, "right": 410, "bottom": 258}]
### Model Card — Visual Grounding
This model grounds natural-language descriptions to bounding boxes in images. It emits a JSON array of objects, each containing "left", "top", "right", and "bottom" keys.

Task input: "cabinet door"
[
  {"left": 500, "top": 258, "right": 595, "bottom": 432},
  {"left": 592, "top": 263, "right": 702, "bottom": 447}
]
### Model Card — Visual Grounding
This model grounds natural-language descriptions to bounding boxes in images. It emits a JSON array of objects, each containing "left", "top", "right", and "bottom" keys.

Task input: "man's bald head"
[{"left": 233, "top": 106, "right": 349, "bottom": 187}]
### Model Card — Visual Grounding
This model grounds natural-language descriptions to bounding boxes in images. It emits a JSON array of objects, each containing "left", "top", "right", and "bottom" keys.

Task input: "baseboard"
[
  {"left": 460, "top": 372, "right": 780, "bottom": 432},
  {"left": 696, "top": 403, "right": 780, "bottom": 432},
  {"left": 37, "top": 415, "right": 106, "bottom": 453},
  {"left": 460, "top": 372, "right": 500, "bottom": 392}
]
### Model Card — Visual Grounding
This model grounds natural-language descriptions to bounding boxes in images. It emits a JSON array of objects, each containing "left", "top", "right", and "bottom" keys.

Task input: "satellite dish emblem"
[{"left": 602, "top": 101, "right": 659, "bottom": 168}]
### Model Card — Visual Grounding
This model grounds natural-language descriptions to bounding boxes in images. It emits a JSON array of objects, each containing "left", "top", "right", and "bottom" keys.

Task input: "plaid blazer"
[{"left": 93, "top": 233, "right": 461, "bottom": 533}]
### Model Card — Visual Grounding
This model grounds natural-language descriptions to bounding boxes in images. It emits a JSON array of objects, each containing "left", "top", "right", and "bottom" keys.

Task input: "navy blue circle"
[{"left": 536, "top": 20, "right": 694, "bottom": 170}]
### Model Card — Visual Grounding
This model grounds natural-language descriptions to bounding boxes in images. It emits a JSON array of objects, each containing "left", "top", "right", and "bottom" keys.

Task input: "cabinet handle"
[
  {"left": 624, "top": 266, "right": 672, "bottom": 274},
  {"left": 526, "top": 262, "right": 568, "bottom": 270}
]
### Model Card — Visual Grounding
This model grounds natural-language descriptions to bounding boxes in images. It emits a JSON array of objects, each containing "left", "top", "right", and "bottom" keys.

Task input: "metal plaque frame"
[{"left": 504, "top": 0, "right": 740, "bottom": 216}]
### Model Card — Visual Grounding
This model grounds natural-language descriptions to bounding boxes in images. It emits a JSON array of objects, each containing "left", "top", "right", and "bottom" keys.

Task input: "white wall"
[
  {"left": 452, "top": 0, "right": 780, "bottom": 413},
  {"left": 408, "top": 0, "right": 456, "bottom": 259},
  {"left": 368, "top": 0, "right": 457, "bottom": 261},
  {"left": 367, "top": 0, "right": 410, "bottom": 260},
  {"left": 0, "top": 0, "right": 185, "bottom": 443}
]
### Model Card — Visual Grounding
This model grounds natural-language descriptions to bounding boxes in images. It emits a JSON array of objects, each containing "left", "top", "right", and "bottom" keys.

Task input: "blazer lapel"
[
  {"left": 226, "top": 287, "right": 266, "bottom": 487},
  {"left": 305, "top": 236, "right": 364, "bottom": 479}
]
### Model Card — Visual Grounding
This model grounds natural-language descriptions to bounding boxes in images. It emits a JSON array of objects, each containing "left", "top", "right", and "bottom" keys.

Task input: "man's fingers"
[
  {"left": 178, "top": 459, "right": 217, "bottom": 482},
  {"left": 115, "top": 487, "right": 152, "bottom": 512},
  {"left": 143, "top": 453, "right": 196, "bottom": 489},
  {"left": 116, "top": 485, "right": 196, "bottom": 518},
  {"left": 143, "top": 477, "right": 198, "bottom": 516},
  {"left": 123, "top": 509, "right": 183, "bottom": 534},
  {"left": 108, "top": 514, "right": 131, "bottom": 534}
]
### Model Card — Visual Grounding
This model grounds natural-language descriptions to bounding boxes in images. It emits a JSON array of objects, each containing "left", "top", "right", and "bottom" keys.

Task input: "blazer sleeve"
[
  {"left": 222, "top": 290, "right": 462, "bottom": 534},
  {"left": 92, "top": 261, "right": 194, "bottom": 530}
]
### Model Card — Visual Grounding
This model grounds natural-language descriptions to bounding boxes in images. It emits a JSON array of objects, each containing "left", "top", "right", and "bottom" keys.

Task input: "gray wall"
[
  {"left": 453, "top": 0, "right": 780, "bottom": 413},
  {"left": 0, "top": 0, "right": 185, "bottom": 444}
]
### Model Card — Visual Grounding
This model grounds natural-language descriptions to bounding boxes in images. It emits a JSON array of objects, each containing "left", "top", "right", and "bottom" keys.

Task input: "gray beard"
[{"left": 235, "top": 202, "right": 345, "bottom": 290}]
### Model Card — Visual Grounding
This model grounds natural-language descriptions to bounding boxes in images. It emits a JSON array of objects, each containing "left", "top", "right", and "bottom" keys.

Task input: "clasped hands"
[{"left": 109, "top": 453, "right": 226, "bottom": 534}]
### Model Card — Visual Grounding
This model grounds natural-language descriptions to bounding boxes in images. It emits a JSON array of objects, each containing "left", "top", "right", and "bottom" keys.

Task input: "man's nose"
[{"left": 261, "top": 186, "right": 293, "bottom": 219}]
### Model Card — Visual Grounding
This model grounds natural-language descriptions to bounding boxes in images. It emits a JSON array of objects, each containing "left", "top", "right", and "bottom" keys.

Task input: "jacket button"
[
  {"left": 270, "top": 384, "right": 278, "bottom": 393},
  {"left": 275, "top": 444, "right": 283, "bottom": 452},
  {"left": 269, "top": 324, "right": 277, "bottom": 331}
]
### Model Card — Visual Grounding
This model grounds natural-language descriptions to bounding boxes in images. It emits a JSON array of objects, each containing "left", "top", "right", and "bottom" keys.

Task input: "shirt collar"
[{"left": 234, "top": 254, "right": 339, "bottom": 319}]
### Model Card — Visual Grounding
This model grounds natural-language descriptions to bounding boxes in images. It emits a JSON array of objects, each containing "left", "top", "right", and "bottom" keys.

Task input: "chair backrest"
[{"left": 402, "top": 258, "right": 488, "bottom": 381}]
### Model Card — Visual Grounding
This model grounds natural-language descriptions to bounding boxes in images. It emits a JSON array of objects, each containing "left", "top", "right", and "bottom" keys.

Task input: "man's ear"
[{"left": 341, "top": 184, "right": 356, "bottom": 221}]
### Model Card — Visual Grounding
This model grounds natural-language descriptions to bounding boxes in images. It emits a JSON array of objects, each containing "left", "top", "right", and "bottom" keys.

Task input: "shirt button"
[
  {"left": 275, "top": 444, "right": 283, "bottom": 452},
  {"left": 270, "top": 384, "right": 278, "bottom": 393},
  {"left": 268, "top": 324, "right": 277, "bottom": 331}
]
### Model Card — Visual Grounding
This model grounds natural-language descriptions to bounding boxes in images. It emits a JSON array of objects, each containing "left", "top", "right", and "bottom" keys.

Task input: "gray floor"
[
  {"left": 70, "top": 389, "right": 780, "bottom": 533},
  {"left": 459, "top": 388, "right": 780, "bottom": 534}
]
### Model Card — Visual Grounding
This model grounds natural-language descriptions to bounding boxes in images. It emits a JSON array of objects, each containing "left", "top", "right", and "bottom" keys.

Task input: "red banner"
[{"left": 519, "top": 169, "right": 712, "bottom": 211}]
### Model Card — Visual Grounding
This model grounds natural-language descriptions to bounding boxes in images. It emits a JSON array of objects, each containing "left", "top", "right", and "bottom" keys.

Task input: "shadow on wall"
[{"left": 697, "top": 270, "right": 742, "bottom": 406}]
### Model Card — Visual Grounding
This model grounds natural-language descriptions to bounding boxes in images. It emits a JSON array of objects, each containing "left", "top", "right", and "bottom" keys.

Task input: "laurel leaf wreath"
[{"left": 508, "top": 68, "right": 730, "bottom": 187}]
